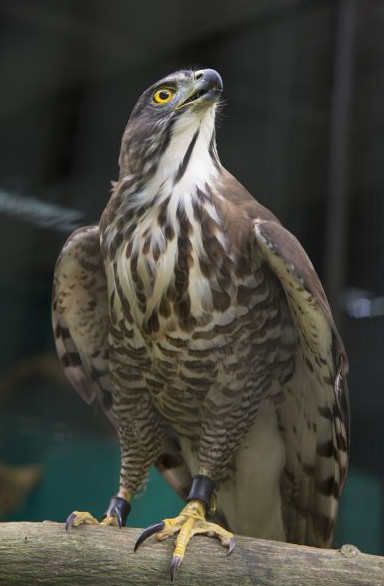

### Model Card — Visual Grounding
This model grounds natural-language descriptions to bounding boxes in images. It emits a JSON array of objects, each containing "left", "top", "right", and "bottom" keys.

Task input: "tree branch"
[{"left": 0, "top": 522, "right": 383, "bottom": 585}]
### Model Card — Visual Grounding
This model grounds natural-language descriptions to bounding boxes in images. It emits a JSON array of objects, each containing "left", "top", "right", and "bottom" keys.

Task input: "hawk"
[{"left": 52, "top": 68, "right": 350, "bottom": 579}]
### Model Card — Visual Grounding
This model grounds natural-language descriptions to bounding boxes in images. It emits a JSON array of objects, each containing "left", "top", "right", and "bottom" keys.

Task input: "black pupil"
[{"left": 159, "top": 90, "right": 169, "bottom": 100}]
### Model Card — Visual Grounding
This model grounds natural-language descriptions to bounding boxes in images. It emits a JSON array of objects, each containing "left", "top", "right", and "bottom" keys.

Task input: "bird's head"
[{"left": 119, "top": 69, "right": 223, "bottom": 181}]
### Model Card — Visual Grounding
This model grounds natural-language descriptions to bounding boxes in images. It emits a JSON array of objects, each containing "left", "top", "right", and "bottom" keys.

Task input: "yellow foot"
[
  {"left": 65, "top": 497, "right": 130, "bottom": 530},
  {"left": 134, "top": 500, "right": 235, "bottom": 580},
  {"left": 65, "top": 511, "right": 99, "bottom": 530},
  {"left": 65, "top": 510, "right": 120, "bottom": 530},
  {"left": 100, "top": 514, "right": 120, "bottom": 527}
]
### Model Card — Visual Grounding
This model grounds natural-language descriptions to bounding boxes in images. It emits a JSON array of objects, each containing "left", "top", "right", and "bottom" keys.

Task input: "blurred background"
[{"left": 0, "top": 0, "right": 383, "bottom": 555}]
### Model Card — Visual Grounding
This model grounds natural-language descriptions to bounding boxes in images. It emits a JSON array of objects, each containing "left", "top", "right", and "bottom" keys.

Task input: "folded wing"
[{"left": 254, "top": 219, "right": 349, "bottom": 546}]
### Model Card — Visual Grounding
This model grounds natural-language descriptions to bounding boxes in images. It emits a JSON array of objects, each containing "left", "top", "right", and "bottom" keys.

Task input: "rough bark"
[{"left": 0, "top": 522, "right": 383, "bottom": 585}]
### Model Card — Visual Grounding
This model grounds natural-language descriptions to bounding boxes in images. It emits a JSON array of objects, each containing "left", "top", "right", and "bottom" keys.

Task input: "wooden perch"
[{"left": 0, "top": 522, "right": 383, "bottom": 585}]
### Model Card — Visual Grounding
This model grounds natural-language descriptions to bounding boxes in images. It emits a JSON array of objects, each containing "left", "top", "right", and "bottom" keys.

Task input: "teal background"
[
  {"left": 6, "top": 439, "right": 184, "bottom": 528},
  {"left": 1, "top": 380, "right": 185, "bottom": 528}
]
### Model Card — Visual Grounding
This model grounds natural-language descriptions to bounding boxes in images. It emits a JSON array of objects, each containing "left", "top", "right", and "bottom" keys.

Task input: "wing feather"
[
  {"left": 52, "top": 226, "right": 114, "bottom": 414},
  {"left": 253, "top": 218, "right": 349, "bottom": 546}
]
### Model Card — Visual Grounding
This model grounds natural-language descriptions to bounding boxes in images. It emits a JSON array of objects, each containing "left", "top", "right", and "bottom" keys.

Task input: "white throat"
[
  {"left": 110, "top": 105, "right": 223, "bottom": 327},
  {"left": 124, "top": 106, "right": 220, "bottom": 210}
]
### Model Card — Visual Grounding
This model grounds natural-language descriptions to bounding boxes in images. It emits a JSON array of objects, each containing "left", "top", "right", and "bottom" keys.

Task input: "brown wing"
[
  {"left": 52, "top": 225, "right": 114, "bottom": 417},
  {"left": 254, "top": 219, "right": 349, "bottom": 547}
]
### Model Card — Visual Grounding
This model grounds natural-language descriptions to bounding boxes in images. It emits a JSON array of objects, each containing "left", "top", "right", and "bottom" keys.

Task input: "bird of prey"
[{"left": 52, "top": 68, "right": 350, "bottom": 579}]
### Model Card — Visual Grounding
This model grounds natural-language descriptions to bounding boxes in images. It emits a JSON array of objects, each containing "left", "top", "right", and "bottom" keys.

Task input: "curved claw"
[
  {"left": 65, "top": 512, "right": 77, "bottom": 532},
  {"left": 134, "top": 521, "right": 166, "bottom": 552},
  {"left": 64, "top": 510, "right": 99, "bottom": 531},
  {"left": 227, "top": 536, "right": 236, "bottom": 555},
  {"left": 169, "top": 555, "right": 181, "bottom": 582}
]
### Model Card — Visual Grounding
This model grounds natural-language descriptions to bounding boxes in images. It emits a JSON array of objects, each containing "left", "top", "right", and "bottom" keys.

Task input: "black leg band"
[
  {"left": 186, "top": 475, "right": 215, "bottom": 510},
  {"left": 103, "top": 496, "right": 131, "bottom": 528}
]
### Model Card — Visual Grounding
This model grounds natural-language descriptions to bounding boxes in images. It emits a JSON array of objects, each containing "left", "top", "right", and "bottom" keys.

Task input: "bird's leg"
[
  {"left": 65, "top": 390, "right": 168, "bottom": 532},
  {"left": 100, "top": 494, "right": 132, "bottom": 527},
  {"left": 65, "top": 425, "right": 146, "bottom": 531},
  {"left": 65, "top": 483, "right": 132, "bottom": 531},
  {"left": 135, "top": 475, "right": 234, "bottom": 581},
  {"left": 65, "top": 491, "right": 132, "bottom": 530},
  {"left": 135, "top": 403, "right": 253, "bottom": 577}
]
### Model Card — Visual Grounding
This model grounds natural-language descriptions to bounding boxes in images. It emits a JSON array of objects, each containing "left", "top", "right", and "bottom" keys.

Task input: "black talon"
[
  {"left": 169, "top": 555, "right": 181, "bottom": 582},
  {"left": 65, "top": 512, "right": 77, "bottom": 532},
  {"left": 227, "top": 536, "right": 236, "bottom": 555},
  {"left": 134, "top": 521, "right": 165, "bottom": 551},
  {"left": 103, "top": 496, "right": 131, "bottom": 528}
]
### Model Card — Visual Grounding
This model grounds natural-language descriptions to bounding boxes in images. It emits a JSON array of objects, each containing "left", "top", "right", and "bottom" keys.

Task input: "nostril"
[{"left": 195, "top": 71, "right": 203, "bottom": 80}]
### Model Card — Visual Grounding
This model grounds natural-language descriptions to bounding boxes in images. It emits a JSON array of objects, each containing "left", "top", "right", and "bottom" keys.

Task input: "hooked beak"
[{"left": 176, "top": 69, "right": 223, "bottom": 110}]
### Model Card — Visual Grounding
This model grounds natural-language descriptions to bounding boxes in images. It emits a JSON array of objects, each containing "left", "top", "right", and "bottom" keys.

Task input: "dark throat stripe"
[
  {"left": 173, "top": 128, "right": 200, "bottom": 185},
  {"left": 208, "top": 129, "right": 220, "bottom": 170}
]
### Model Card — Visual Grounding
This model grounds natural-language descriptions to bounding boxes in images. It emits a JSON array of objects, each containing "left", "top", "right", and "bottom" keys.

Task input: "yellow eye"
[{"left": 153, "top": 88, "right": 174, "bottom": 104}]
